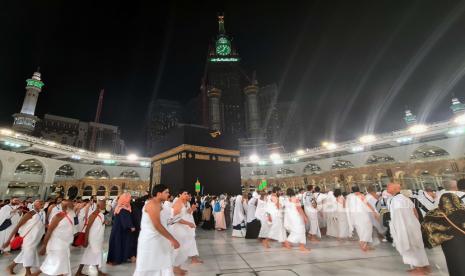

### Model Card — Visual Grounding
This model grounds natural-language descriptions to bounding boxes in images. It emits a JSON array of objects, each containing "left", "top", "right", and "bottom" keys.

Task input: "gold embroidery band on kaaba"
[{"left": 151, "top": 144, "right": 240, "bottom": 162}]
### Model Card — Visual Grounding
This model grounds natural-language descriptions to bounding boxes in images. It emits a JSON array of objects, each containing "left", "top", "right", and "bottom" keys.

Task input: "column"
[
  {"left": 207, "top": 88, "right": 222, "bottom": 131},
  {"left": 244, "top": 84, "right": 260, "bottom": 138}
]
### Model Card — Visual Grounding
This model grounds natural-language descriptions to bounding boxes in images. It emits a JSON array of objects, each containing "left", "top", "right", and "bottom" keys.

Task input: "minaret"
[
  {"left": 403, "top": 109, "right": 417, "bottom": 125},
  {"left": 244, "top": 72, "right": 260, "bottom": 138},
  {"left": 12, "top": 68, "right": 44, "bottom": 134},
  {"left": 450, "top": 97, "right": 465, "bottom": 114},
  {"left": 207, "top": 87, "right": 222, "bottom": 131}
]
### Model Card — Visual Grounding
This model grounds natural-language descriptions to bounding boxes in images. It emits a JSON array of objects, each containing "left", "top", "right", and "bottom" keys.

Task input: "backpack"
[{"left": 214, "top": 201, "right": 221, "bottom": 212}]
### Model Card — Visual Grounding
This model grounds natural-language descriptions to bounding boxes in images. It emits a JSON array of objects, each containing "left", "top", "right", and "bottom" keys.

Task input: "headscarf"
[
  {"left": 114, "top": 192, "right": 132, "bottom": 215},
  {"left": 421, "top": 193, "right": 465, "bottom": 248},
  {"left": 232, "top": 195, "right": 245, "bottom": 226}
]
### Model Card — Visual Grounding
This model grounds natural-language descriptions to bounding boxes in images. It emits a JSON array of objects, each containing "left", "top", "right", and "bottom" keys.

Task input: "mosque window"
[
  {"left": 303, "top": 163, "right": 321, "bottom": 174},
  {"left": 410, "top": 145, "right": 449, "bottom": 160},
  {"left": 331, "top": 160, "right": 354, "bottom": 170},
  {"left": 15, "top": 159, "right": 44, "bottom": 175},
  {"left": 85, "top": 168, "right": 110, "bottom": 179},
  {"left": 366, "top": 154, "right": 395, "bottom": 164}
]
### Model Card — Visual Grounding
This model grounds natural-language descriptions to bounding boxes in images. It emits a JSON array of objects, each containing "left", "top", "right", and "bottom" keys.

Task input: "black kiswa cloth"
[{"left": 245, "top": 219, "right": 261, "bottom": 239}]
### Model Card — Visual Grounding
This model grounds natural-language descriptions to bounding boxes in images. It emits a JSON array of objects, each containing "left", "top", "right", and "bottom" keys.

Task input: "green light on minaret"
[{"left": 26, "top": 79, "right": 44, "bottom": 89}]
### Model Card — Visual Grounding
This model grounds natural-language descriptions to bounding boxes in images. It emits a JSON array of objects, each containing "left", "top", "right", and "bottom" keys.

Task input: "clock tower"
[{"left": 203, "top": 14, "right": 245, "bottom": 138}]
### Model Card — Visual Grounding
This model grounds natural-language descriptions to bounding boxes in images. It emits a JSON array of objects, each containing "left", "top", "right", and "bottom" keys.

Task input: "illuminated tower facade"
[
  {"left": 244, "top": 75, "right": 260, "bottom": 138},
  {"left": 204, "top": 15, "right": 245, "bottom": 138},
  {"left": 207, "top": 87, "right": 222, "bottom": 131},
  {"left": 12, "top": 69, "right": 44, "bottom": 134}
]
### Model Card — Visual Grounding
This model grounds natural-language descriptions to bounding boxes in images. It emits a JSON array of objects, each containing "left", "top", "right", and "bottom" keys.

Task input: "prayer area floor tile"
[{"left": 0, "top": 228, "right": 450, "bottom": 276}]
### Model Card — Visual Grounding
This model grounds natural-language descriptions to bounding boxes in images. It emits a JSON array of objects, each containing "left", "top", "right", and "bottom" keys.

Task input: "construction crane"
[{"left": 89, "top": 89, "right": 104, "bottom": 151}]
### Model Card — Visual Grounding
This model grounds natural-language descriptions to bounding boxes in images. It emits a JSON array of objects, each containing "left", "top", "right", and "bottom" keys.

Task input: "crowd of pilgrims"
[{"left": 0, "top": 179, "right": 463, "bottom": 276}]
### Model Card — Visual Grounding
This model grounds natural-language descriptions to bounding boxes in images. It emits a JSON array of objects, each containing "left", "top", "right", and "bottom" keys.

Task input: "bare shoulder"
[{"left": 145, "top": 200, "right": 160, "bottom": 212}]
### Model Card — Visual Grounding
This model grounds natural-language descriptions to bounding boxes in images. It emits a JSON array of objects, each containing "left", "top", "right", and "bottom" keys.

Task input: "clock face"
[{"left": 216, "top": 44, "right": 231, "bottom": 55}]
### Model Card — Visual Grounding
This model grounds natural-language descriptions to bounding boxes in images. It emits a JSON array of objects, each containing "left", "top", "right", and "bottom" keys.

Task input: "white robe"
[
  {"left": 246, "top": 198, "right": 258, "bottom": 223},
  {"left": 76, "top": 205, "right": 90, "bottom": 234},
  {"left": 0, "top": 204, "right": 22, "bottom": 252},
  {"left": 40, "top": 213, "right": 74, "bottom": 275},
  {"left": 232, "top": 195, "right": 246, "bottom": 237},
  {"left": 415, "top": 191, "right": 435, "bottom": 217},
  {"left": 335, "top": 196, "right": 350, "bottom": 238},
  {"left": 266, "top": 198, "right": 286, "bottom": 242},
  {"left": 183, "top": 202, "right": 199, "bottom": 257},
  {"left": 314, "top": 192, "right": 327, "bottom": 228},
  {"left": 134, "top": 203, "right": 174, "bottom": 276},
  {"left": 49, "top": 203, "right": 63, "bottom": 222},
  {"left": 80, "top": 211, "right": 106, "bottom": 266},
  {"left": 255, "top": 198, "right": 270, "bottom": 238},
  {"left": 389, "top": 194, "right": 429, "bottom": 267},
  {"left": 14, "top": 211, "right": 45, "bottom": 268},
  {"left": 365, "top": 193, "right": 385, "bottom": 235},
  {"left": 346, "top": 193, "right": 373, "bottom": 243},
  {"left": 303, "top": 192, "right": 320, "bottom": 237},
  {"left": 168, "top": 205, "right": 190, "bottom": 266},
  {"left": 284, "top": 197, "right": 306, "bottom": 244},
  {"left": 324, "top": 192, "right": 338, "bottom": 237}
]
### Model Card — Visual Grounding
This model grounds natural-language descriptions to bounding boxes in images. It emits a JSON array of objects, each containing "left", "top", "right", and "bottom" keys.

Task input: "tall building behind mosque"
[
  {"left": 145, "top": 14, "right": 289, "bottom": 154},
  {"left": 201, "top": 15, "right": 285, "bottom": 154}
]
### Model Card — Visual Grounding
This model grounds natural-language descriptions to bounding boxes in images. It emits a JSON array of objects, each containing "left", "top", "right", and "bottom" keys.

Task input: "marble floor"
[{"left": 0, "top": 228, "right": 450, "bottom": 276}]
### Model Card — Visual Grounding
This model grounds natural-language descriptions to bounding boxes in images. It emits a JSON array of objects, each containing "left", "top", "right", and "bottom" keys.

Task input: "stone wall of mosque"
[
  {"left": 55, "top": 179, "right": 149, "bottom": 199},
  {"left": 0, "top": 149, "right": 150, "bottom": 199},
  {"left": 241, "top": 158, "right": 465, "bottom": 193}
]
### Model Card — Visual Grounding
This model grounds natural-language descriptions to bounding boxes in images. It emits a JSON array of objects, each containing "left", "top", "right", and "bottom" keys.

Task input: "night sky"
[{"left": 2, "top": 0, "right": 465, "bottom": 154}]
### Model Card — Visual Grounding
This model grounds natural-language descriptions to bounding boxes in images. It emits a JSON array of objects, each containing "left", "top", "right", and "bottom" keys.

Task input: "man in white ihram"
[
  {"left": 388, "top": 183, "right": 430, "bottom": 275},
  {"left": 3, "top": 200, "right": 45, "bottom": 275},
  {"left": 0, "top": 197, "right": 22, "bottom": 255},
  {"left": 346, "top": 186, "right": 375, "bottom": 251}
]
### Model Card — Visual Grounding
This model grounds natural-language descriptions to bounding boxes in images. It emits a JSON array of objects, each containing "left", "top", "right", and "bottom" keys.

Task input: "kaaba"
[{"left": 150, "top": 124, "right": 241, "bottom": 196}]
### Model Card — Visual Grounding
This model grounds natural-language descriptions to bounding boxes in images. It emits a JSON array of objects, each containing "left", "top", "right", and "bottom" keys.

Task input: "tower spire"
[
  {"left": 12, "top": 68, "right": 45, "bottom": 134},
  {"left": 218, "top": 13, "right": 226, "bottom": 35}
]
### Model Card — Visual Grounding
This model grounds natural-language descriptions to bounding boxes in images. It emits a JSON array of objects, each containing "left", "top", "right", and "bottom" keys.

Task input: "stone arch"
[
  {"left": 8, "top": 158, "right": 45, "bottom": 198},
  {"left": 83, "top": 185, "right": 93, "bottom": 196},
  {"left": 400, "top": 173, "right": 418, "bottom": 190},
  {"left": 410, "top": 145, "right": 449, "bottom": 160},
  {"left": 378, "top": 174, "right": 391, "bottom": 190},
  {"left": 67, "top": 185, "right": 79, "bottom": 199},
  {"left": 303, "top": 163, "right": 322, "bottom": 175},
  {"left": 251, "top": 169, "right": 267, "bottom": 177},
  {"left": 418, "top": 170, "right": 439, "bottom": 190},
  {"left": 97, "top": 185, "right": 106, "bottom": 196},
  {"left": 54, "top": 164, "right": 75, "bottom": 178},
  {"left": 119, "top": 169, "right": 140, "bottom": 179},
  {"left": 395, "top": 170, "right": 405, "bottom": 180},
  {"left": 85, "top": 168, "right": 110, "bottom": 179},
  {"left": 438, "top": 167, "right": 456, "bottom": 182},
  {"left": 110, "top": 186, "right": 119, "bottom": 196},
  {"left": 15, "top": 158, "right": 45, "bottom": 175},
  {"left": 276, "top": 167, "right": 295, "bottom": 176},
  {"left": 331, "top": 159, "right": 354, "bottom": 170},
  {"left": 366, "top": 153, "right": 395, "bottom": 165}
]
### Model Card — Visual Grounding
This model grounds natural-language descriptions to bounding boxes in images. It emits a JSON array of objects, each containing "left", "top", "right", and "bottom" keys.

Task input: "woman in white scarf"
[{"left": 232, "top": 195, "right": 246, "bottom": 237}]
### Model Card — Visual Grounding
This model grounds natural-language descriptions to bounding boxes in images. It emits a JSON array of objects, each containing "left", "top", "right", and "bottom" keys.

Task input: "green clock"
[
  {"left": 216, "top": 44, "right": 231, "bottom": 55},
  {"left": 216, "top": 37, "right": 231, "bottom": 56}
]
